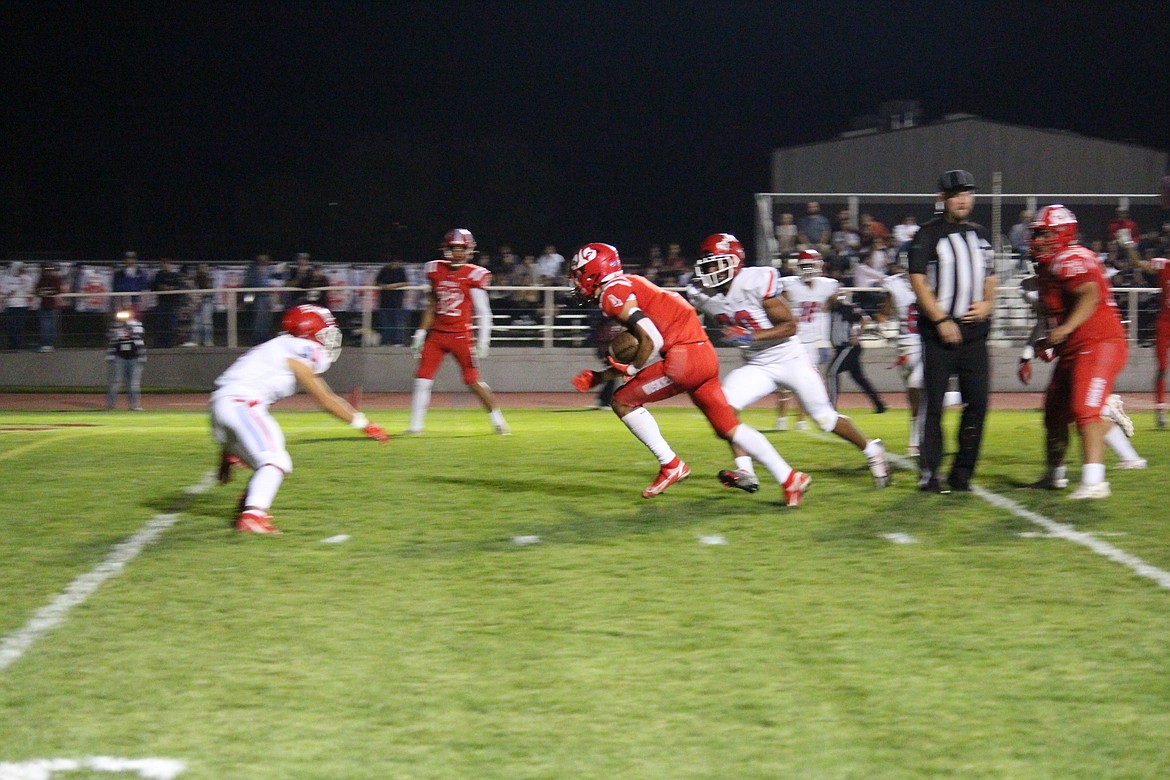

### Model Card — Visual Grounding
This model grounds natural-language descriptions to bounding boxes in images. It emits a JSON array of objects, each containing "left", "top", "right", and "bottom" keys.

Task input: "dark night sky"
[{"left": 3, "top": 1, "right": 1167, "bottom": 262}]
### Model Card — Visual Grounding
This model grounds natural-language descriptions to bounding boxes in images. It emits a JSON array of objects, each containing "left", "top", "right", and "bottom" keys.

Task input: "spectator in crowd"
[
  {"left": 535, "top": 244, "right": 566, "bottom": 284},
  {"left": 797, "top": 201, "right": 831, "bottom": 250},
  {"left": 852, "top": 237, "right": 890, "bottom": 316},
  {"left": 113, "top": 251, "right": 148, "bottom": 317},
  {"left": 893, "top": 214, "right": 921, "bottom": 252},
  {"left": 775, "top": 212, "right": 798, "bottom": 257},
  {"left": 2, "top": 261, "right": 34, "bottom": 350},
  {"left": 1009, "top": 210, "right": 1033, "bottom": 272},
  {"left": 34, "top": 263, "right": 64, "bottom": 352},
  {"left": 1135, "top": 252, "right": 1170, "bottom": 427},
  {"left": 106, "top": 309, "right": 146, "bottom": 411},
  {"left": 375, "top": 256, "right": 410, "bottom": 346},
  {"left": 287, "top": 252, "right": 323, "bottom": 305},
  {"left": 244, "top": 254, "right": 277, "bottom": 344},
  {"left": 189, "top": 263, "right": 215, "bottom": 347},
  {"left": 1108, "top": 207, "right": 1139, "bottom": 248},
  {"left": 858, "top": 212, "right": 890, "bottom": 249},
  {"left": 150, "top": 257, "right": 184, "bottom": 348}
]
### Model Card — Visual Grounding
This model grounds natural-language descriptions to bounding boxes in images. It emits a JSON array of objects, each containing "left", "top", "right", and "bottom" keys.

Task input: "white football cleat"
[
  {"left": 494, "top": 422, "right": 511, "bottom": 436},
  {"left": 1157, "top": 407, "right": 1167, "bottom": 429},
  {"left": 1069, "top": 482, "right": 1111, "bottom": 500},
  {"left": 1102, "top": 394, "right": 1134, "bottom": 438},
  {"left": 1115, "top": 458, "right": 1147, "bottom": 470},
  {"left": 773, "top": 416, "right": 789, "bottom": 431},
  {"left": 795, "top": 419, "right": 810, "bottom": 431},
  {"left": 866, "top": 439, "right": 890, "bottom": 488}
]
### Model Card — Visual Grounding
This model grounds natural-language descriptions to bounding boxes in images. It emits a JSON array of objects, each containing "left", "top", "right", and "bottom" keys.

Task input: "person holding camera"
[{"left": 106, "top": 310, "right": 147, "bottom": 411}]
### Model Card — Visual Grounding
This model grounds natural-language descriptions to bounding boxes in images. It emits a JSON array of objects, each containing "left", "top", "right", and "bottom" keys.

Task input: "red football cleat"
[
  {"left": 782, "top": 470, "right": 811, "bottom": 507},
  {"left": 642, "top": 458, "right": 690, "bottom": 498},
  {"left": 235, "top": 509, "right": 280, "bottom": 534}
]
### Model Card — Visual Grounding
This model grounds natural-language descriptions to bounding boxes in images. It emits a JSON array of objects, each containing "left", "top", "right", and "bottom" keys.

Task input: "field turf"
[{"left": 1, "top": 405, "right": 1168, "bottom": 779}]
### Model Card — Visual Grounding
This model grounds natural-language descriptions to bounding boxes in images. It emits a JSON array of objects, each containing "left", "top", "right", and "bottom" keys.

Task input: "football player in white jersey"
[
  {"left": 879, "top": 255, "right": 925, "bottom": 455},
  {"left": 777, "top": 248, "right": 838, "bottom": 430},
  {"left": 211, "top": 304, "right": 389, "bottom": 534},
  {"left": 687, "top": 234, "right": 889, "bottom": 490}
]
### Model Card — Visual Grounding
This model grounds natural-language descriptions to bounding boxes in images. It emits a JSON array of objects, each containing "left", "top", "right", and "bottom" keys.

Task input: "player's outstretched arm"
[{"left": 288, "top": 358, "right": 389, "bottom": 442}]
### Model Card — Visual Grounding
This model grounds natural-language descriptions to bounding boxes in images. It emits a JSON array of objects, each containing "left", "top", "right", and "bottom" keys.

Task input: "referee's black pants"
[
  {"left": 826, "top": 344, "right": 884, "bottom": 412},
  {"left": 920, "top": 331, "right": 990, "bottom": 487}
]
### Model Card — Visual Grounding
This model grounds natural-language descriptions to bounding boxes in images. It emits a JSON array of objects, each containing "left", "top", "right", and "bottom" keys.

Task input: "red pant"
[
  {"left": 416, "top": 330, "right": 480, "bottom": 384},
  {"left": 1045, "top": 339, "right": 1128, "bottom": 428},
  {"left": 613, "top": 340, "right": 740, "bottom": 437}
]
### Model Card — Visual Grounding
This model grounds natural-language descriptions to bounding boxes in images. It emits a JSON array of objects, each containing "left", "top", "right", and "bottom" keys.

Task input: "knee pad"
[
  {"left": 256, "top": 450, "right": 293, "bottom": 474},
  {"left": 813, "top": 409, "right": 840, "bottom": 432}
]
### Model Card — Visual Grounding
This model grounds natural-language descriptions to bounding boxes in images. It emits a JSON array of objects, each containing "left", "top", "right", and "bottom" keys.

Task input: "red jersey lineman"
[
  {"left": 569, "top": 242, "right": 810, "bottom": 505},
  {"left": 1029, "top": 205, "right": 1129, "bottom": 499},
  {"left": 408, "top": 228, "right": 509, "bottom": 435}
]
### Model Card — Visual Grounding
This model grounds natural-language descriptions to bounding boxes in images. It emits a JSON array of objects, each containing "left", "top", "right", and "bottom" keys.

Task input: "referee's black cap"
[{"left": 938, "top": 169, "right": 977, "bottom": 194}]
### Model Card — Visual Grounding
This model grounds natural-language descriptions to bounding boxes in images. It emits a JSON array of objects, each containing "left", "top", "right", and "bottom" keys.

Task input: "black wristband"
[{"left": 935, "top": 315, "right": 954, "bottom": 325}]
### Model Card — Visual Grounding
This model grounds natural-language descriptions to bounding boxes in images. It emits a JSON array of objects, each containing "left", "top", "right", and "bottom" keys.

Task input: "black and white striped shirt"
[{"left": 907, "top": 217, "right": 995, "bottom": 334}]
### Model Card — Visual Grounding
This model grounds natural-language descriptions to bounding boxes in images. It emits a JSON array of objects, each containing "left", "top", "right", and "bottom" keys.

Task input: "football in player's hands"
[{"left": 608, "top": 331, "right": 639, "bottom": 364}]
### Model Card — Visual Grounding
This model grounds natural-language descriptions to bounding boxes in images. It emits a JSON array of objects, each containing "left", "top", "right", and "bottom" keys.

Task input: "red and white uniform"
[
  {"left": 600, "top": 273, "right": 739, "bottom": 436},
  {"left": 210, "top": 334, "right": 332, "bottom": 473},
  {"left": 1039, "top": 245, "right": 1128, "bottom": 427},
  {"left": 1150, "top": 257, "right": 1170, "bottom": 379},
  {"left": 688, "top": 266, "right": 842, "bottom": 432},
  {"left": 881, "top": 272, "right": 923, "bottom": 389},
  {"left": 781, "top": 274, "right": 838, "bottom": 365},
  {"left": 417, "top": 260, "right": 492, "bottom": 383}
]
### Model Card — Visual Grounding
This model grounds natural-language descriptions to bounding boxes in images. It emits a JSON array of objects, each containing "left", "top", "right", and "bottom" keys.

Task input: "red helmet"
[
  {"left": 442, "top": 228, "right": 476, "bottom": 265},
  {"left": 695, "top": 233, "right": 745, "bottom": 289},
  {"left": 570, "top": 243, "right": 623, "bottom": 300},
  {"left": 797, "top": 248, "right": 823, "bottom": 278},
  {"left": 1029, "top": 205, "right": 1078, "bottom": 265},
  {"left": 281, "top": 304, "right": 342, "bottom": 364}
]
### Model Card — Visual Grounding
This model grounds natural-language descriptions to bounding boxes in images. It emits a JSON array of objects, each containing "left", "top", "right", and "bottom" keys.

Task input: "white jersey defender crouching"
[
  {"left": 687, "top": 233, "right": 889, "bottom": 491},
  {"left": 211, "top": 304, "right": 389, "bottom": 534}
]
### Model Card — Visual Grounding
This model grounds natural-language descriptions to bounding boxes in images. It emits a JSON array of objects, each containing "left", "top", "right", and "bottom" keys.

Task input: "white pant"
[
  {"left": 210, "top": 395, "right": 292, "bottom": 473},
  {"left": 897, "top": 336, "right": 923, "bottom": 390},
  {"left": 723, "top": 344, "right": 839, "bottom": 432}
]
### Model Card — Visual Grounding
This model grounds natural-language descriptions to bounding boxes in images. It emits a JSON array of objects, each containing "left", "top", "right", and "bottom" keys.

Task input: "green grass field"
[{"left": 2, "top": 404, "right": 1168, "bottom": 779}]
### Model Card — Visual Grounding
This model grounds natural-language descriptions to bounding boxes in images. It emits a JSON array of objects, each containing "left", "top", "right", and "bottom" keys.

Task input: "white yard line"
[
  {"left": 807, "top": 430, "right": 1170, "bottom": 590},
  {"left": 0, "top": 472, "right": 217, "bottom": 673}
]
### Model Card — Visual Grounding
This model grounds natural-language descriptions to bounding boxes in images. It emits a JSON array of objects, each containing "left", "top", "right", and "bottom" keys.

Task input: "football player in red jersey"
[
  {"left": 1136, "top": 251, "right": 1170, "bottom": 428},
  {"left": 1026, "top": 205, "right": 1131, "bottom": 499},
  {"left": 569, "top": 242, "right": 810, "bottom": 504},
  {"left": 408, "top": 229, "right": 509, "bottom": 435}
]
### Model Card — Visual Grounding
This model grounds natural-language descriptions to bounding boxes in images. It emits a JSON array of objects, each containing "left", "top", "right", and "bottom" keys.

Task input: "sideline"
[
  {"left": 808, "top": 430, "right": 1170, "bottom": 591},
  {"left": 0, "top": 471, "right": 217, "bottom": 673}
]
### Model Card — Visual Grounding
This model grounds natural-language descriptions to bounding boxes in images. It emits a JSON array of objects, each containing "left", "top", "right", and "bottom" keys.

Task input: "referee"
[{"left": 908, "top": 169, "right": 998, "bottom": 493}]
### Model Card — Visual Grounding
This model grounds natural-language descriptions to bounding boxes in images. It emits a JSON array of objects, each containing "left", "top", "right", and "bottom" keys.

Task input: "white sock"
[
  {"left": 1051, "top": 465, "right": 1067, "bottom": 482},
  {"left": 734, "top": 455, "right": 755, "bottom": 475},
  {"left": 731, "top": 424, "right": 793, "bottom": 484},
  {"left": 245, "top": 464, "right": 285, "bottom": 511},
  {"left": 410, "top": 378, "right": 433, "bottom": 430},
  {"left": 1104, "top": 424, "right": 1140, "bottom": 461},
  {"left": 863, "top": 439, "right": 883, "bottom": 457},
  {"left": 620, "top": 407, "right": 676, "bottom": 465},
  {"left": 1082, "top": 462, "right": 1106, "bottom": 486},
  {"left": 489, "top": 408, "right": 506, "bottom": 427}
]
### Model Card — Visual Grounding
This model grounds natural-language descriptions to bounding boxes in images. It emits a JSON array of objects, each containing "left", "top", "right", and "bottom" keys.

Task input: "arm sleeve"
[{"left": 471, "top": 286, "right": 492, "bottom": 347}]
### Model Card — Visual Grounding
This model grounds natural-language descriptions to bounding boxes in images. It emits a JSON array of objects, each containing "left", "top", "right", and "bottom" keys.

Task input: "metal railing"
[{"left": 19, "top": 283, "right": 1162, "bottom": 350}]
